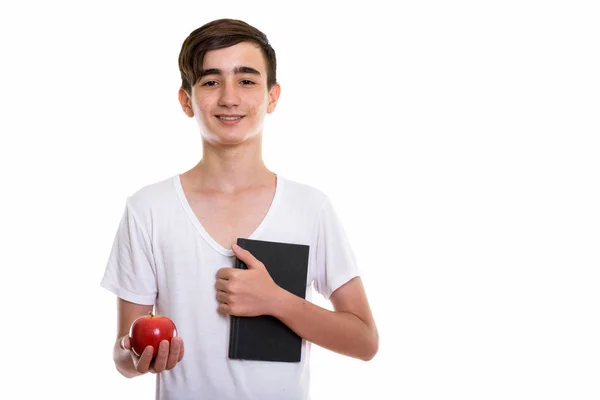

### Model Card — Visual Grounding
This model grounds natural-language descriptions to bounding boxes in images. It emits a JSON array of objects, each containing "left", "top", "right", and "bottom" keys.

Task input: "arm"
[
  {"left": 113, "top": 298, "right": 184, "bottom": 378},
  {"left": 113, "top": 299, "right": 153, "bottom": 378},
  {"left": 216, "top": 244, "right": 378, "bottom": 361},
  {"left": 272, "top": 276, "right": 378, "bottom": 361}
]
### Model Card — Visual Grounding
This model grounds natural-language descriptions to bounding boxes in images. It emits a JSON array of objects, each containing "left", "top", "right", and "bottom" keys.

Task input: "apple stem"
[{"left": 148, "top": 311, "right": 154, "bottom": 317}]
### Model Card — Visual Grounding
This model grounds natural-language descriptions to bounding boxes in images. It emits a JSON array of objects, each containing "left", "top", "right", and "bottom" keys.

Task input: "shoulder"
[
  {"left": 124, "top": 175, "right": 179, "bottom": 216},
  {"left": 277, "top": 174, "right": 331, "bottom": 211}
]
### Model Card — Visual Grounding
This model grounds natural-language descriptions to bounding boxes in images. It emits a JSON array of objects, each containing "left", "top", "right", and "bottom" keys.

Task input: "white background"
[{"left": 1, "top": 1, "right": 599, "bottom": 399}]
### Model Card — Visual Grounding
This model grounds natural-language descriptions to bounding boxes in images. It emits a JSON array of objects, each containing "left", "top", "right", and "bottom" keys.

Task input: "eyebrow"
[{"left": 199, "top": 66, "right": 262, "bottom": 78}]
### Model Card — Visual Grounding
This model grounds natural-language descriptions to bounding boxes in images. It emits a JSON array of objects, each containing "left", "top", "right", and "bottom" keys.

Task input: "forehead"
[{"left": 202, "top": 42, "right": 267, "bottom": 74}]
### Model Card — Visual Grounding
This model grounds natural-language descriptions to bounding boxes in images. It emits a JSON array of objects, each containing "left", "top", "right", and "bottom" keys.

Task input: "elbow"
[
  {"left": 361, "top": 342, "right": 378, "bottom": 362},
  {"left": 359, "top": 329, "right": 379, "bottom": 361}
]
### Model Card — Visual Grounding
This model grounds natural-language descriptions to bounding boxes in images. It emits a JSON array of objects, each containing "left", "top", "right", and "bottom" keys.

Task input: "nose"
[{"left": 218, "top": 80, "right": 241, "bottom": 108}]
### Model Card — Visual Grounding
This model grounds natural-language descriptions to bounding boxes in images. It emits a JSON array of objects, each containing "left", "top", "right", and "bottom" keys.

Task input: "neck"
[{"left": 185, "top": 134, "right": 273, "bottom": 193}]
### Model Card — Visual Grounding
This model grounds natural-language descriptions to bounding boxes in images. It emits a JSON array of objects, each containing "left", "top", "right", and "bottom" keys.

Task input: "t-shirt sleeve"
[
  {"left": 100, "top": 200, "right": 157, "bottom": 305},
  {"left": 313, "top": 195, "right": 361, "bottom": 300}
]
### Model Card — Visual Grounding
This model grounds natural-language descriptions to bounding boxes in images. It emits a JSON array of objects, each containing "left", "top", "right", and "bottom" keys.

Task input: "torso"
[
  {"left": 101, "top": 173, "right": 348, "bottom": 399},
  {"left": 180, "top": 172, "right": 277, "bottom": 249}
]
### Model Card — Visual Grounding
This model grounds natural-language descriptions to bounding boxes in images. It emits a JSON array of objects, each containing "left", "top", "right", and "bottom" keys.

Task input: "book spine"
[
  {"left": 228, "top": 238, "right": 246, "bottom": 358},
  {"left": 236, "top": 238, "right": 248, "bottom": 270},
  {"left": 229, "top": 315, "right": 238, "bottom": 358}
]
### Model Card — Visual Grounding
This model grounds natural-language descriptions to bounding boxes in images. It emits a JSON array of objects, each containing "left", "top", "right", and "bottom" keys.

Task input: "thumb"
[
  {"left": 232, "top": 243, "right": 265, "bottom": 270},
  {"left": 120, "top": 335, "right": 131, "bottom": 350}
]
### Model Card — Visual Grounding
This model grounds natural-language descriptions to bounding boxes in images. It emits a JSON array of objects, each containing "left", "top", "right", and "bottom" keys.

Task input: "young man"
[{"left": 101, "top": 18, "right": 378, "bottom": 400}]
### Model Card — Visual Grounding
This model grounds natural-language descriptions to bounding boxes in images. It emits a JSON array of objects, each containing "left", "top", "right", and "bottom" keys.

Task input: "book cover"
[{"left": 228, "top": 238, "right": 310, "bottom": 362}]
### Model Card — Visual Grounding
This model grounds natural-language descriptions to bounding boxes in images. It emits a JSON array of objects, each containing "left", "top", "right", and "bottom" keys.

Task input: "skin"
[
  {"left": 218, "top": 245, "right": 379, "bottom": 361},
  {"left": 113, "top": 41, "right": 378, "bottom": 378}
]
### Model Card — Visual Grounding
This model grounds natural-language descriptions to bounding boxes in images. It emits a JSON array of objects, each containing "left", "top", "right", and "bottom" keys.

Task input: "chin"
[
  {"left": 203, "top": 129, "right": 260, "bottom": 147},
  {"left": 217, "top": 137, "right": 247, "bottom": 146},
  {"left": 202, "top": 134, "right": 247, "bottom": 147}
]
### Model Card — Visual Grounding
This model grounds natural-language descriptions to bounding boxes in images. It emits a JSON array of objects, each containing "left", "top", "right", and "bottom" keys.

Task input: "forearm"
[
  {"left": 269, "top": 288, "right": 378, "bottom": 361},
  {"left": 112, "top": 338, "right": 144, "bottom": 379}
]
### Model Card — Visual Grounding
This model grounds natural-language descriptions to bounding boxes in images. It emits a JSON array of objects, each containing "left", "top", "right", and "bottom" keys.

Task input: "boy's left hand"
[{"left": 215, "top": 243, "right": 281, "bottom": 317}]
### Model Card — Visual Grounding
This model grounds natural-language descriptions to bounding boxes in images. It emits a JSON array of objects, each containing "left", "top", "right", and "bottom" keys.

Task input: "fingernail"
[{"left": 232, "top": 244, "right": 240, "bottom": 250}]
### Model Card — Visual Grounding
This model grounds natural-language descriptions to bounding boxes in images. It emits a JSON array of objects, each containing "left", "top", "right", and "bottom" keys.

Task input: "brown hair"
[{"left": 178, "top": 18, "right": 277, "bottom": 94}]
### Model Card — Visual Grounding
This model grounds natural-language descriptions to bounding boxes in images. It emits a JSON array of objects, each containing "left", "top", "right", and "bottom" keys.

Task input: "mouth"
[{"left": 216, "top": 115, "right": 245, "bottom": 121}]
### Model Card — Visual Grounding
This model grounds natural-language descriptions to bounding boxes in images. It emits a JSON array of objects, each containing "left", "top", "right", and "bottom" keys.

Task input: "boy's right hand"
[{"left": 119, "top": 335, "right": 185, "bottom": 374}]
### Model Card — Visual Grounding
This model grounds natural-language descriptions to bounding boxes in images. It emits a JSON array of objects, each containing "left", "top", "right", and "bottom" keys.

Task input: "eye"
[
  {"left": 240, "top": 80, "right": 255, "bottom": 86},
  {"left": 202, "top": 80, "right": 218, "bottom": 87}
]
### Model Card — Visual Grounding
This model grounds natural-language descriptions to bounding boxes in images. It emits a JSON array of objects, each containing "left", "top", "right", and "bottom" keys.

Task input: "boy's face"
[{"left": 179, "top": 41, "right": 280, "bottom": 146}]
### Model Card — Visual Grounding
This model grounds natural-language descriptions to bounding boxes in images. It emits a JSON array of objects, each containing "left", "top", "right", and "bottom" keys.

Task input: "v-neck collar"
[{"left": 173, "top": 173, "right": 284, "bottom": 256}]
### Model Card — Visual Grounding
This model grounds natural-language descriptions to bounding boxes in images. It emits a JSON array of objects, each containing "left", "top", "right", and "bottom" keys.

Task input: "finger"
[
  {"left": 218, "top": 303, "right": 231, "bottom": 315},
  {"left": 216, "top": 267, "right": 233, "bottom": 279},
  {"left": 215, "top": 278, "right": 229, "bottom": 291},
  {"left": 232, "top": 244, "right": 264, "bottom": 269},
  {"left": 119, "top": 335, "right": 131, "bottom": 350},
  {"left": 216, "top": 290, "right": 229, "bottom": 303},
  {"left": 151, "top": 340, "right": 171, "bottom": 373},
  {"left": 178, "top": 339, "right": 185, "bottom": 362},
  {"left": 135, "top": 346, "right": 154, "bottom": 373},
  {"left": 165, "top": 337, "right": 182, "bottom": 370}
]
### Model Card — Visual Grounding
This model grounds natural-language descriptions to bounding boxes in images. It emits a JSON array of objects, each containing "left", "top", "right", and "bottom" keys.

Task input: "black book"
[{"left": 228, "top": 238, "right": 310, "bottom": 362}]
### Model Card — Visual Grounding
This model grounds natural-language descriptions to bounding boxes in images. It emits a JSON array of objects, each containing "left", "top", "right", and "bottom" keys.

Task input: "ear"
[
  {"left": 178, "top": 88, "right": 194, "bottom": 118},
  {"left": 266, "top": 83, "right": 281, "bottom": 114}
]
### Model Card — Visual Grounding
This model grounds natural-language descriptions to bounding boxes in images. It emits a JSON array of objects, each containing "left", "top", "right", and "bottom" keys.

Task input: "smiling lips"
[{"left": 217, "top": 115, "right": 244, "bottom": 122}]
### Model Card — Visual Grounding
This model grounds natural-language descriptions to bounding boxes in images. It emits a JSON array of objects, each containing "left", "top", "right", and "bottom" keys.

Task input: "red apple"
[{"left": 129, "top": 311, "right": 178, "bottom": 358}]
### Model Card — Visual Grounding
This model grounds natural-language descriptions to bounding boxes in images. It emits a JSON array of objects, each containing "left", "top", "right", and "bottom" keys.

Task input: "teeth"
[{"left": 219, "top": 116, "right": 242, "bottom": 121}]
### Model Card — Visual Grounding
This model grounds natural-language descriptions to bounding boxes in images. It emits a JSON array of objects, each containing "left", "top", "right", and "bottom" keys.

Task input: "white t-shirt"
[{"left": 100, "top": 174, "right": 360, "bottom": 400}]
